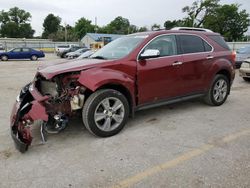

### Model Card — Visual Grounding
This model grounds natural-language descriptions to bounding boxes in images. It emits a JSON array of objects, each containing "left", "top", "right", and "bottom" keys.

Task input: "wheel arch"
[
  {"left": 215, "top": 69, "right": 232, "bottom": 94},
  {"left": 30, "top": 54, "right": 38, "bottom": 59},
  {"left": 1, "top": 54, "right": 9, "bottom": 58},
  {"left": 216, "top": 69, "right": 231, "bottom": 83},
  {"left": 78, "top": 68, "right": 136, "bottom": 116},
  {"left": 97, "top": 83, "right": 134, "bottom": 116}
]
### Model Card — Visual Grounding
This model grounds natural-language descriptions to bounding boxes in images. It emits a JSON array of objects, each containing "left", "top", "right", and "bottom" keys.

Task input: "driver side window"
[{"left": 144, "top": 35, "right": 177, "bottom": 57}]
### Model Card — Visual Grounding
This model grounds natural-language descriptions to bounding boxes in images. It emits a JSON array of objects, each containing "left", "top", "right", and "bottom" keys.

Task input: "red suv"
[{"left": 10, "top": 28, "right": 235, "bottom": 152}]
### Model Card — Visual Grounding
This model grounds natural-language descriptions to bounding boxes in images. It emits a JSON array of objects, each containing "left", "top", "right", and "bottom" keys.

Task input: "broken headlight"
[{"left": 16, "top": 83, "right": 32, "bottom": 102}]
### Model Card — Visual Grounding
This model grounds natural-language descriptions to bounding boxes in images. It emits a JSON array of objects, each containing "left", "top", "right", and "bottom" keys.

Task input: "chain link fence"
[
  {"left": 0, "top": 38, "right": 250, "bottom": 53},
  {"left": 0, "top": 38, "right": 82, "bottom": 53},
  {"left": 227, "top": 42, "right": 250, "bottom": 50}
]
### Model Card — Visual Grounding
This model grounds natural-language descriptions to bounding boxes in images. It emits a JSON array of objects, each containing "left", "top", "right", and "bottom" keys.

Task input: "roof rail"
[{"left": 171, "top": 27, "right": 213, "bottom": 32}]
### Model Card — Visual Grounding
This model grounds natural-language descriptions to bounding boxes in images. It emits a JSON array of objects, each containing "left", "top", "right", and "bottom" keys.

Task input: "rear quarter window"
[
  {"left": 178, "top": 35, "right": 212, "bottom": 54},
  {"left": 208, "top": 35, "right": 230, "bottom": 50}
]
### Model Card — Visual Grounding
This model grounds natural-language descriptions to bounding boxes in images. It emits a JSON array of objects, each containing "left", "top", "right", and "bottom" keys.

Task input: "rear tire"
[
  {"left": 243, "top": 77, "right": 250, "bottom": 82},
  {"left": 204, "top": 74, "right": 230, "bottom": 106},
  {"left": 82, "top": 89, "right": 129, "bottom": 137},
  {"left": 1, "top": 55, "right": 8, "bottom": 61}
]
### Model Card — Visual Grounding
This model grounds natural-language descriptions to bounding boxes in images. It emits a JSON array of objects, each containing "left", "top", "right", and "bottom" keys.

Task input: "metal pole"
[
  {"left": 64, "top": 22, "right": 67, "bottom": 42},
  {"left": 95, "top": 17, "right": 97, "bottom": 33}
]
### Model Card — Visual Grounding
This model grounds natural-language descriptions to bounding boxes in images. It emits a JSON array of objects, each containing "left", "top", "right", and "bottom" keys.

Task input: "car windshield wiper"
[{"left": 91, "top": 56, "right": 107, "bottom": 60}]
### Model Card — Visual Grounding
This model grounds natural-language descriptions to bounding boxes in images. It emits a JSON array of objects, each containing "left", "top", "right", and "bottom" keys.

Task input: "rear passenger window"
[
  {"left": 144, "top": 35, "right": 177, "bottom": 57},
  {"left": 178, "top": 35, "right": 211, "bottom": 54},
  {"left": 22, "top": 48, "right": 31, "bottom": 52}
]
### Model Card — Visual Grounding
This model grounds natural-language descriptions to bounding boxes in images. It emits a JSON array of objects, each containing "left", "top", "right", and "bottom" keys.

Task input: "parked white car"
[
  {"left": 55, "top": 44, "right": 79, "bottom": 56},
  {"left": 76, "top": 50, "right": 95, "bottom": 59},
  {"left": 239, "top": 58, "right": 250, "bottom": 81},
  {"left": 66, "top": 48, "right": 90, "bottom": 59},
  {"left": 235, "top": 45, "right": 250, "bottom": 68}
]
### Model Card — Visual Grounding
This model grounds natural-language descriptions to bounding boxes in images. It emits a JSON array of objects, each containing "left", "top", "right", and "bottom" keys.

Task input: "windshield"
[
  {"left": 237, "top": 46, "right": 250, "bottom": 54},
  {"left": 90, "top": 35, "right": 148, "bottom": 60}
]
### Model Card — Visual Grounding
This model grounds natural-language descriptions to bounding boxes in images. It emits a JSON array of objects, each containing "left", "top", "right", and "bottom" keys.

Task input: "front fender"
[{"left": 78, "top": 67, "right": 135, "bottom": 99}]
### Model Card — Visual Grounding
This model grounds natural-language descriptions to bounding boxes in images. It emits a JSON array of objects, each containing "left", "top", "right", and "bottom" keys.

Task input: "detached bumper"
[
  {"left": 11, "top": 128, "right": 29, "bottom": 153},
  {"left": 10, "top": 83, "right": 49, "bottom": 153}
]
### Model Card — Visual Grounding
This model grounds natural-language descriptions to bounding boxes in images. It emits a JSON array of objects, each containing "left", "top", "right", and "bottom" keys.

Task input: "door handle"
[
  {"left": 206, "top": 55, "right": 214, "bottom": 59},
  {"left": 172, "top": 61, "right": 183, "bottom": 66}
]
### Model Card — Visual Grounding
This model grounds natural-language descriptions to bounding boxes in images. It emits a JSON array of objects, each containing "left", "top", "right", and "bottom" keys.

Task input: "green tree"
[
  {"left": 42, "top": 14, "right": 61, "bottom": 39},
  {"left": 164, "top": 20, "right": 184, "bottom": 29},
  {"left": 96, "top": 25, "right": 109, "bottom": 34},
  {"left": 105, "top": 16, "right": 130, "bottom": 34},
  {"left": 54, "top": 25, "right": 78, "bottom": 42},
  {"left": 182, "top": 0, "right": 220, "bottom": 27},
  {"left": 204, "top": 4, "right": 250, "bottom": 41},
  {"left": 0, "top": 7, "right": 34, "bottom": 38},
  {"left": 65, "top": 25, "right": 78, "bottom": 41},
  {"left": 138, "top": 26, "right": 148, "bottom": 32},
  {"left": 74, "top": 17, "right": 95, "bottom": 39},
  {"left": 151, "top": 23, "right": 161, "bottom": 31},
  {"left": 128, "top": 24, "right": 138, "bottom": 34}
]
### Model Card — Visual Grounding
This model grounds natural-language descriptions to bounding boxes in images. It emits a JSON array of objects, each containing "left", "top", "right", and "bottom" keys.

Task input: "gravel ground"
[{"left": 0, "top": 54, "right": 249, "bottom": 188}]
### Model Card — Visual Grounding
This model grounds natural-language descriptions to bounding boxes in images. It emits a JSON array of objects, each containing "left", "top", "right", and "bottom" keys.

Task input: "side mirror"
[{"left": 140, "top": 49, "right": 160, "bottom": 60}]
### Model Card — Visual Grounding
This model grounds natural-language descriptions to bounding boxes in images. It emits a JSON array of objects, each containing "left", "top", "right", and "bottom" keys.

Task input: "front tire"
[
  {"left": 204, "top": 74, "right": 230, "bottom": 106},
  {"left": 31, "top": 55, "right": 38, "bottom": 61},
  {"left": 82, "top": 89, "right": 129, "bottom": 137}
]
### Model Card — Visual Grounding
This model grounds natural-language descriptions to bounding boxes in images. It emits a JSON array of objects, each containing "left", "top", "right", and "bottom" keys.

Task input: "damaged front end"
[{"left": 10, "top": 72, "right": 86, "bottom": 153}]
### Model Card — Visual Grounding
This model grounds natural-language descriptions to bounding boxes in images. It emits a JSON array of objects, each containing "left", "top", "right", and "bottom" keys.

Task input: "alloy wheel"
[
  {"left": 94, "top": 97, "right": 125, "bottom": 132},
  {"left": 213, "top": 79, "right": 228, "bottom": 103}
]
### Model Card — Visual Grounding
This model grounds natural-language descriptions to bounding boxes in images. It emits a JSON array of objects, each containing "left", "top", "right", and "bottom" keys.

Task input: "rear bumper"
[{"left": 10, "top": 83, "right": 49, "bottom": 152}]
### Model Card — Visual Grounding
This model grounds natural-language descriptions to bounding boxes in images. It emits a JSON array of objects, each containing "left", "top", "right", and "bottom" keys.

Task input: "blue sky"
[{"left": 1, "top": 0, "right": 250, "bottom": 36}]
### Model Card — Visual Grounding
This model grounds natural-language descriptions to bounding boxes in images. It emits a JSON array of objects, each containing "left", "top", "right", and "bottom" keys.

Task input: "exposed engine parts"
[
  {"left": 44, "top": 113, "right": 69, "bottom": 134},
  {"left": 70, "top": 94, "right": 85, "bottom": 110},
  {"left": 36, "top": 72, "right": 86, "bottom": 114},
  {"left": 11, "top": 72, "right": 87, "bottom": 152}
]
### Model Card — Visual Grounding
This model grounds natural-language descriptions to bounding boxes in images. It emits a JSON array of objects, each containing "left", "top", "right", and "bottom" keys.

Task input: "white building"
[{"left": 81, "top": 33, "right": 124, "bottom": 48}]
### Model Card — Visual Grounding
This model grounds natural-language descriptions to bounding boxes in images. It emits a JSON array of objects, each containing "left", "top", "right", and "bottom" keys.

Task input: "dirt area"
[{"left": 0, "top": 54, "right": 249, "bottom": 188}]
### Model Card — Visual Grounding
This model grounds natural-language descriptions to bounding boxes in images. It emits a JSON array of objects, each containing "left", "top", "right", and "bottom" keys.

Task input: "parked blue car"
[{"left": 0, "top": 47, "right": 45, "bottom": 61}]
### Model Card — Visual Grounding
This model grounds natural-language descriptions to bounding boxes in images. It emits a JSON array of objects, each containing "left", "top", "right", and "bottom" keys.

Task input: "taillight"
[
  {"left": 230, "top": 50, "right": 236, "bottom": 68},
  {"left": 231, "top": 50, "right": 236, "bottom": 63}
]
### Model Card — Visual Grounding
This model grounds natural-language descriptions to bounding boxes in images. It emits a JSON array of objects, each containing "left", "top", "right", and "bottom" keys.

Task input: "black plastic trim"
[{"left": 135, "top": 93, "right": 204, "bottom": 111}]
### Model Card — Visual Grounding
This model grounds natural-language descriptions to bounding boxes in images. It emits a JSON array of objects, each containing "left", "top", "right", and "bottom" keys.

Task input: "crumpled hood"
[{"left": 38, "top": 58, "right": 110, "bottom": 79}]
